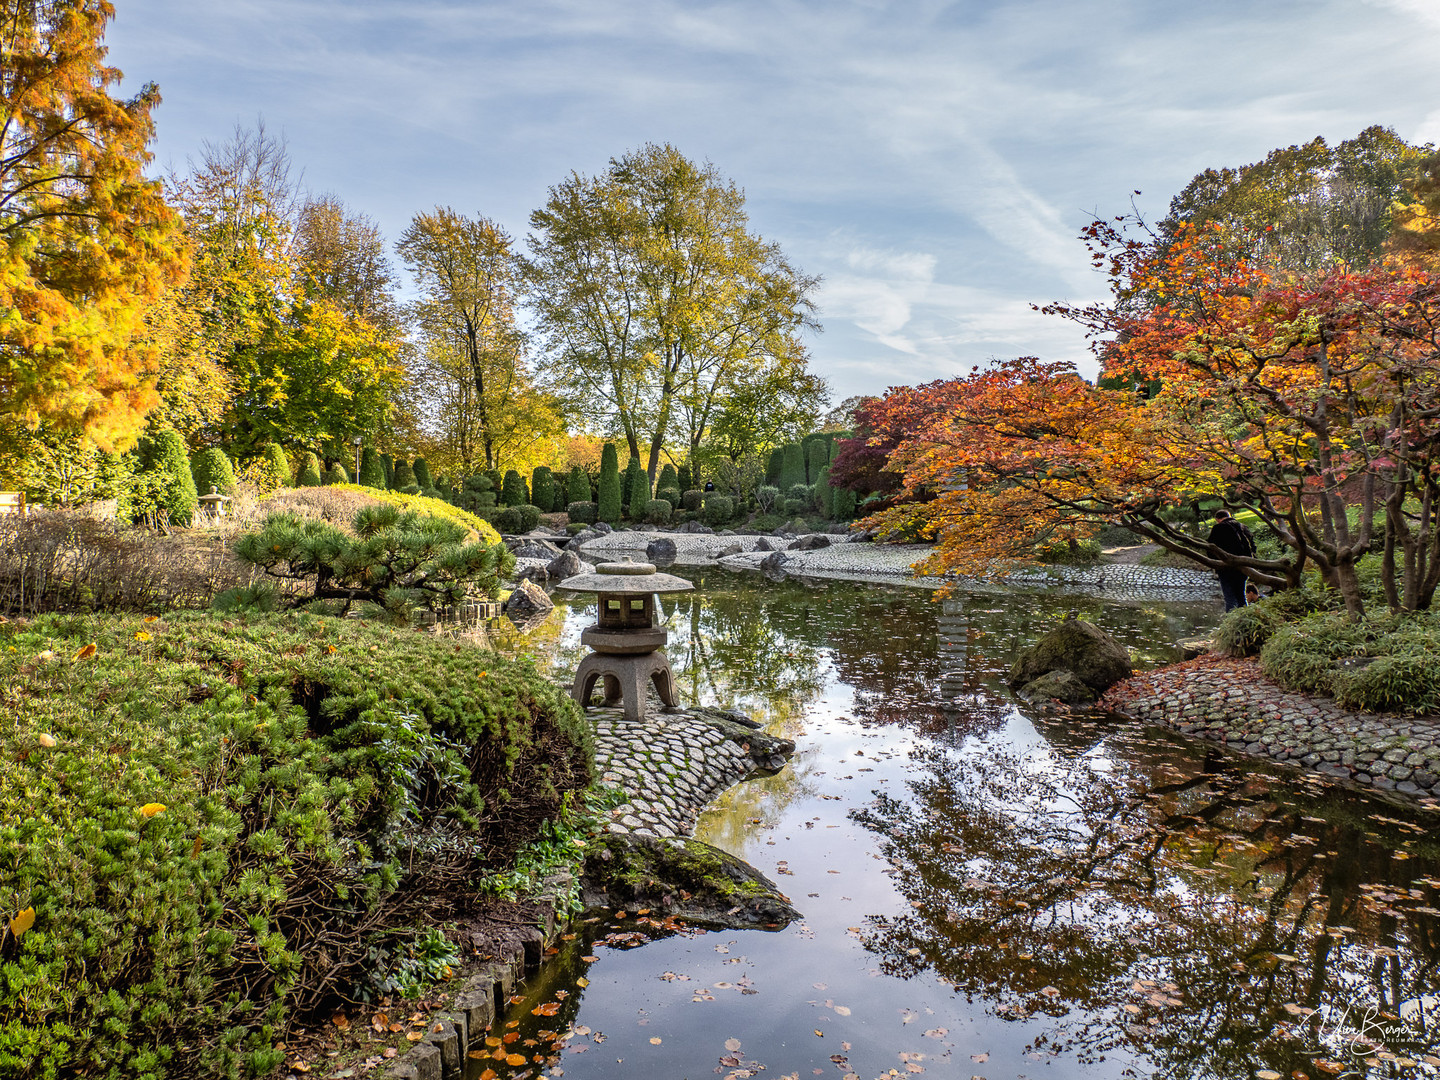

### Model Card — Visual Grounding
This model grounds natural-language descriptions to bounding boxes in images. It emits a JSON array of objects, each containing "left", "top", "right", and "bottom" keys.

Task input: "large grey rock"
[
  {"left": 791, "top": 534, "right": 831, "bottom": 551},
  {"left": 760, "top": 551, "right": 790, "bottom": 582},
  {"left": 646, "top": 537, "right": 678, "bottom": 561},
  {"left": 753, "top": 537, "right": 776, "bottom": 552},
  {"left": 591, "top": 522, "right": 613, "bottom": 535},
  {"left": 1008, "top": 614, "right": 1132, "bottom": 693},
  {"left": 1016, "top": 669, "right": 1097, "bottom": 705},
  {"left": 546, "top": 549, "right": 592, "bottom": 581},
  {"left": 676, "top": 520, "right": 714, "bottom": 534},
  {"left": 508, "top": 537, "right": 562, "bottom": 561},
  {"left": 503, "top": 578, "right": 554, "bottom": 619},
  {"left": 716, "top": 542, "right": 742, "bottom": 557}
]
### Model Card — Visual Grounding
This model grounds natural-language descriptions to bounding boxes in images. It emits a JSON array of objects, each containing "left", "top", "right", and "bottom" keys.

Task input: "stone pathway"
[
  {"left": 1105, "top": 655, "right": 1440, "bottom": 804},
  {"left": 589, "top": 708, "right": 789, "bottom": 838}
]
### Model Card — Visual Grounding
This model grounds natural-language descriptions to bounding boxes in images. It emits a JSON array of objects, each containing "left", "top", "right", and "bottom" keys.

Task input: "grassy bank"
[{"left": 0, "top": 610, "right": 592, "bottom": 1079}]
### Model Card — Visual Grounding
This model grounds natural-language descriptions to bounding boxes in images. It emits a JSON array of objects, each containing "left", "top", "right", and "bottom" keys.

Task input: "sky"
[{"left": 107, "top": 0, "right": 1440, "bottom": 406}]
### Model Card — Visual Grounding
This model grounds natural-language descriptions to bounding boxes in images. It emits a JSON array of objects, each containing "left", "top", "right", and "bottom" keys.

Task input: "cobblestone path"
[{"left": 1105, "top": 655, "right": 1440, "bottom": 805}]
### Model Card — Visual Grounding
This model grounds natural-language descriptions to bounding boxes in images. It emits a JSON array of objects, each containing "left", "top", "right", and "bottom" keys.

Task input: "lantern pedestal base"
[{"left": 573, "top": 649, "right": 679, "bottom": 722}]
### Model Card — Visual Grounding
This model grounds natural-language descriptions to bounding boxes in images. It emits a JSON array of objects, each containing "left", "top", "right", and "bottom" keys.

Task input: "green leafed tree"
[
  {"left": 531, "top": 466, "right": 555, "bottom": 512},
  {"left": 597, "top": 442, "right": 622, "bottom": 524},
  {"left": 526, "top": 143, "right": 822, "bottom": 485}
]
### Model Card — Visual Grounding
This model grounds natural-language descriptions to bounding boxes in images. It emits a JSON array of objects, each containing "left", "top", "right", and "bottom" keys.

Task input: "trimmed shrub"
[
  {"left": 765, "top": 446, "right": 784, "bottom": 486},
  {"left": 677, "top": 462, "right": 694, "bottom": 493},
  {"left": 501, "top": 469, "right": 528, "bottom": 507},
  {"left": 531, "top": 466, "right": 556, "bottom": 513},
  {"left": 658, "top": 463, "right": 678, "bottom": 493},
  {"left": 1215, "top": 600, "right": 1287, "bottom": 657},
  {"left": 782, "top": 497, "right": 807, "bottom": 516},
  {"left": 391, "top": 459, "right": 417, "bottom": 491},
  {"left": 644, "top": 499, "right": 673, "bottom": 525},
  {"left": 657, "top": 486, "right": 681, "bottom": 509},
  {"left": 263, "top": 444, "right": 291, "bottom": 489},
  {"left": 329, "top": 484, "right": 502, "bottom": 544},
  {"left": 493, "top": 506, "right": 523, "bottom": 533},
  {"left": 681, "top": 489, "right": 703, "bottom": 512},
  {"left": 1035, "top": 538, "right": 1101, "bottom": 565},
  {"left": 132, "top": 428, "right": 199, "bottom": 526},
  {"left": 703, "top": 495, "right": 733, "bottom": 526},
  {"left": 805, "top": 438, "right": 829, "bottom": 484},
  {"left": 813, "top": 465, "right": 832, "bottom": 517},
  {"left": 516, "top": 504, "right": 542, "bottom": 532},
  {"left": 786, "top": 483, "right": 811, "bottom": 504},
  {"left": 483, "top": 468, "right": 504, "bottom": 497},
  {"left": 413, "top": 458, "right": 433, "bottom": 490},
  {"left": 566, "top": 466, "right": 591, "bottom": 505},
  {"left": 295, "top": 451, "right": 322, "bottom": 488},
  {"left": 756, "top": 485, "right": 780, "bottom": 513},
  {"left": 779, "top": 443, "right": 806, "bottom": 490},
  {"left": 832, "top": 486, "right": 857, "bottom": 520},
  {"left": 625, "top": 459, "right": 650, "bottom": 521},
  {"left": 597, "top": 443, "right": 622, "bottom": 524},
  {"left": 567, "top": 501, "right": 598, "bottom": 524},
  {"left": 380, "top": 452, "right": 394, "bottom": 488},
  {"left": 358, "top": 447, "right": 385, "bottom": 488},
  {"left": 189, "top": 447, "right": 237, "bottom": 498},
  {"left": 0, "top": 610, "right": 590, "bottom": 1079}
]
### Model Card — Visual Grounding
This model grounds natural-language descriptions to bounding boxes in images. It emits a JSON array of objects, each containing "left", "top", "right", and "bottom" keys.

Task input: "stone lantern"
[
  {"left": 557, "top": 558, "right": 694, "bottom": 722},
  {"left": 197, "top": 485, "right": 230, "bottom": 519}
]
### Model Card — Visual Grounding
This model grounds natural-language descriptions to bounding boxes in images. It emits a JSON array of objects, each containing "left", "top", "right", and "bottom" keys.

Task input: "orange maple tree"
[{"left": 869, "top": 219, "right": 1440, "bottom": 616}]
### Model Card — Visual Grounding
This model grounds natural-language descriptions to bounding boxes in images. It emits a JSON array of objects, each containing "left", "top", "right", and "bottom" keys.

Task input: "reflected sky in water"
[{"left": 471, "top": 569, "right": 1440, "bottom": 1080}]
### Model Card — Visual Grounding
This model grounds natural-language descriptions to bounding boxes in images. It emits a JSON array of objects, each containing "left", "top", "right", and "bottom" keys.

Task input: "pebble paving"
[
  {"left": 1105, "top": 655, "right": 1440, "bottom": 804},
  {"left": 589, "top": 708, "right": 762, "bottom": 838}
]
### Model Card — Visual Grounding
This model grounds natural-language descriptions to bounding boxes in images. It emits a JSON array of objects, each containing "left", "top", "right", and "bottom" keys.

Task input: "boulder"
[
  {"left": 509, "top": 537, "right": 562, "bottom": 561},
  {"left": 566, "top": 527, "right": 602, "bottom": 552},
  {"left": 591, "top": 522, "right": 613, "bottom": 535},
  {"left": 546, "top": 550, "right": 592, "bottom": 582},
  {"left": 676, "top": 520, "right": 714, "bottom": 535},
  {"left": 645, "top": 537, "right": 678, "bottom": 561},
  {"left": 716, "top": 542, "right": 742, "bottom": 558},
  {"left": 753, "top": 537, "right": 775, "bottom": 552},
  {"left": 515, "top": 562, "right": 550, "bottom": 586},
  {"left": 503, "top": 579, "right": 554, "bottom": 620},
  {"left": 791, "top": 534, "right": 831, "bottom": 551},
  {"left": 760, "top": 551, "right": 790, "bottom": 582},
  {"left": 1007, "top": 614, "right": 1131, "bottom": 693},
  {"left": 1016, "top": 669, "right": 1097, "bottom": 705}
]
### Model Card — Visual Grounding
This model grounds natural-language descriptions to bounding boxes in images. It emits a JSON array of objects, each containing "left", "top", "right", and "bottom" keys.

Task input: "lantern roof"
[{"left": 556, "top": 557, "right": 694, "bottom": 595}]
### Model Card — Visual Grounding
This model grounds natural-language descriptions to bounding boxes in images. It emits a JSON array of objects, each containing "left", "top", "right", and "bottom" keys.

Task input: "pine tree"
[
  {"left": 190, "top": 447, "right": 237, "bottom": 497},
  {"left": 779, "top": 443, "right": 806, "bottom": 489},
  {"left": 298, "top": 452, "right": 323, "bottom": 487},
  {"left": 597, "top": 442, "right": 622, "bottom": 524},
  {"left": 358, "top": 447, "right": 385, "bottom": 488},
  {"left": 531, "top": 466, "right": 555, "bottom": 512},
  {"left": 567, "top": 466, "right": 592, "bottom": 505}
]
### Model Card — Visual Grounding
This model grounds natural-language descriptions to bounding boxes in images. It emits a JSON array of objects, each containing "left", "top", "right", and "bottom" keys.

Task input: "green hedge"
[{"left": 0, "top": 611, "right": 591, "bottom": 1079}]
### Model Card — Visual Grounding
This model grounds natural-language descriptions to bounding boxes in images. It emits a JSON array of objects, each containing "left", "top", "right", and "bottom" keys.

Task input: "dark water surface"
[{"left": 471, "top": 570, "right": 1440, "bottom": 1080}]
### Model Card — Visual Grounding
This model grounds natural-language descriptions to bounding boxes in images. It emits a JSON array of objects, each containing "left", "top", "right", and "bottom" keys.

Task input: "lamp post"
[{"left": 352, "top": 436, "right": 363, "bottom": 483}]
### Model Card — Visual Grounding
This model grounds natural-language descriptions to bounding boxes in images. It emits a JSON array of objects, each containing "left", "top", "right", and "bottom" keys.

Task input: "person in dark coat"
[{"left": 1209, "top": 510, "right": 1256, "bottom": 611}]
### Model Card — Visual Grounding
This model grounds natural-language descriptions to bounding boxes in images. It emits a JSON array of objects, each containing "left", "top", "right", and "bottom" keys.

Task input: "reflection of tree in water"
[{"left": 852, "top": 730, "right": 1440, "bottom": 1078}]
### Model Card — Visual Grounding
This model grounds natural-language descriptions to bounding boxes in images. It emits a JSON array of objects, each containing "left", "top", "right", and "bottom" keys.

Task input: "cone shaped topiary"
[
  {"left": 380, "top": 453, "right": 394, "bottom": 488},
  {"left": 531, "top": 466, "right": 555, "bottom": 512},
  {"left": 264, "top": 444, "right": 291, "bottom": 489},
  {"left": 358, "top": 447, "right": 385, "bottom": 489},
  {"left": 623, "top": 457, "right": 648, "bottom": 520},
  {"left": 567, "top": 466, "right": 591, "bottom": 505},
  {"left": 190, "top": 447, "right": 237, "bottom": 497},
  {"left": 597, "top": 443, "right": 622, "bottom": 524},
  {"left": 779, "top": 443, "right": 806, "bottom": 490},
  {"left": 298, "top": 452, "right": 323, "bottom": 487},
  {"left": 501, "top": 469, "right": 528, "bottom": 507},
  {"left": 138, "top": 428, "right": 199, "bottom": 524},
  {"left": 413, "top": 458, "right": 433, "bottom": 490},
  {"left": 391, "top": 459, "right": 417, "bottom": 491}
]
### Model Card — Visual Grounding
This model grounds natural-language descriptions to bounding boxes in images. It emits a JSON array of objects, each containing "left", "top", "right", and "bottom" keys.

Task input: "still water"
[{"left": 475, "top": 569, "right": 1440, "bottom": 1080}]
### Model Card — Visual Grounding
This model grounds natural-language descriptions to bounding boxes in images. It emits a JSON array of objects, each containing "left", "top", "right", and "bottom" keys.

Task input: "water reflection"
[
  {"left": 473, "top": 568, "right": 1439, "bottom": 1080},
  {"left": 853, "top": 721, "right": 1440, "bottom": 1077}
]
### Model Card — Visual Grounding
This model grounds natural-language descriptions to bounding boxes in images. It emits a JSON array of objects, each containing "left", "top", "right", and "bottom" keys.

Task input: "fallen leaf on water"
[
  {"left": 9, "top": 908, "right": 35, "bottom": 937},
  {"left": 725, "top": 1038, "right": 742, "bottom": 1052},
  {"left": 1253, "top": 1072, "right": 1281, "bottom": 1080},
  {"left": 581, "top": 955, "right": 598, "bottom": 963},
  {"left": 833, "top": 1005, "right": 851, "bottom": 1016},
  {"left": 923, "top": 1029, "right": 947, "bottom": 1039},
  {"left": 505, "top": 1053, "right": 527, "bottom": 1066},
  {"left": 971, "top": 1053, "right": 989, "bottom": 1063},
  {"left": 649, "top": 1037, "right": 661, "bottom": 1045},
  {"left": 532, "top": 1003, "right": 561, "bottom": 1017},
  {"left": 576, "top": 977, "right": 589, "bottom": 987},
  {"left": 814, "top": 1030, "right": 824, "bottom": 1037}
]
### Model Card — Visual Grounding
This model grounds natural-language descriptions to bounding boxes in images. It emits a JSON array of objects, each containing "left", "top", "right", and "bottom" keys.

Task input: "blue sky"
[{"left": 109, "top": 0, "right": 1440, "bottom": 405}]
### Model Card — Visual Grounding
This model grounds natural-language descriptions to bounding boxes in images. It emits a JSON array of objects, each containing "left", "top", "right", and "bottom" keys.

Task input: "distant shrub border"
[{"left": 0, "top": 611, "right": 593, "bottom": 1079}]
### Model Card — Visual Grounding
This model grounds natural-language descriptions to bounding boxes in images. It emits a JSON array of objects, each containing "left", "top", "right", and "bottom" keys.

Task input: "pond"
[{"left": 473, "top": 569, "right": 1440, "bottom": 1080}]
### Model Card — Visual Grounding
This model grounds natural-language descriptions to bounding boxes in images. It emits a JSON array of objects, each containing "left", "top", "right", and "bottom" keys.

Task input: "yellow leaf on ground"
[
  {"left": 73, "top": 643, "right": 96, "bottom": 660},
  {"left": 37, "top": 734, "right": 56, "bottom": 748},
  {"left": 134, "top": 631, "right": 152, "bottom": 641},
  {"left": 140, "top": 803, "right": 166, "bottom": 817},
  {"left": 9, "top": 908, "right": 35, "bottom": 937}
]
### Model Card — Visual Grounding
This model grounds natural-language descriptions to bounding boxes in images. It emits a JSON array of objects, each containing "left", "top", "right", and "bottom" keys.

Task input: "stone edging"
[
  {"left": 1104, "top": 655, "right": 1440, "bottom": 806},
  {"left": 378, "top": 872, "right": 571, "bottom": 1080}
]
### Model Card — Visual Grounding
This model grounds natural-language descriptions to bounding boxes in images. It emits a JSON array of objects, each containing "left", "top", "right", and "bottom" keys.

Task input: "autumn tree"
[
  {"left": 0, "top": 0, "right": 185, "bottom": 451},
  {"left": 526, "top": 144, "right": 823, "bottom": 483},
  {"left": 398, "top": 208, "right": 560, "bottom": 474},
  {"left": 1388, "top": 149, "right": 1440, "bottom": 271}
]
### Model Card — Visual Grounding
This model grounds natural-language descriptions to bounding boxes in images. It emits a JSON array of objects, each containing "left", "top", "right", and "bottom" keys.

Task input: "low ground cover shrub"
[
  {"left": 1035, "top": 538, "right": 1102, "bottom": 565},
  {"left": 0, "top": 611, "right": 592, "bottom": 1079},
  {"left": 329, "top": 484, "right": 501, "bottom": 544},
  {"left": 567, "top": 500, "right": 598, "bottom": 524}
]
